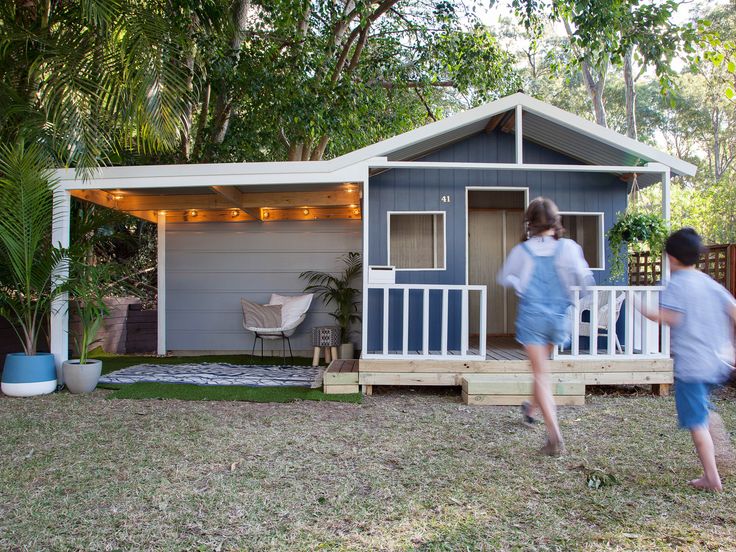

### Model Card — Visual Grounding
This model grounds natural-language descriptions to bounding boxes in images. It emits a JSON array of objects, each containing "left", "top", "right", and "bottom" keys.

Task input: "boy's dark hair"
[
  {"left": 524, "top": 197, "right": 563, "bottom": 240},
  {"left": 665, "top": 227, "right": 704, "bottom": 266}
]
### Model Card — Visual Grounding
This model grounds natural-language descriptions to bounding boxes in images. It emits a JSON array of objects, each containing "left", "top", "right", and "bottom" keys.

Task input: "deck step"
[
  {"left": 461, "top": 374, "right": 586, "bottom": 406},
  {"left": 323, "top": 359, "right": 360, "bottom": 394}
]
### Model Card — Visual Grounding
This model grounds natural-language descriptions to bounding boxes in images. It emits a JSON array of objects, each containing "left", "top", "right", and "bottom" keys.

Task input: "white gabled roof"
[
  {"left": 329, "top": 92, "right": 696, "bottom": 183},
  {"left": 57, "top": 92, "right": 694, "bottom": 190}
]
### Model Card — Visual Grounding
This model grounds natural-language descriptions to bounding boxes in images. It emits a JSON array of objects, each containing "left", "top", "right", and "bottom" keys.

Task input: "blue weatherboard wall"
[{"left": 366, "top": 130, "right": 628, "bottom": 352}]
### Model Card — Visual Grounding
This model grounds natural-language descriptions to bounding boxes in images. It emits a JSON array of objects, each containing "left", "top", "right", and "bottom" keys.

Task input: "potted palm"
[
  {"left": 0, "top": 143, "right": 67, "bottom": 397},
  {"left": 62, "top": 262, "right": 116, "bottom": 393},
  {"left": 300, "top": 252, "right": 362, "bottom": 360}
]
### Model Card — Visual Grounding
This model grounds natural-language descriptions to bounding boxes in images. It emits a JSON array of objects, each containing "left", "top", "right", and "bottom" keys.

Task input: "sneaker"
[{"left": 521, "top": 401, "right": 538, "bottom": 426}]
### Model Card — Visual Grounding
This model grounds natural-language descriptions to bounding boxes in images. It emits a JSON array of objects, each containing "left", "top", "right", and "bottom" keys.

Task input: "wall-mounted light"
[
  {"left": 231, "top": 209, "right": 239, "bottom": 218},
  {"left": 190, "top": 210, "right": 198, "bottom": 217},
  {"left": 303, "top": 208, "right": 310, "bottom": 215},
  {"left": 263, "top": 210, "right": 270, "bottom": 219}
]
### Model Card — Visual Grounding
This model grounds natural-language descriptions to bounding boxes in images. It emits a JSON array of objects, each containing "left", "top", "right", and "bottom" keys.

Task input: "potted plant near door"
[
  {"left": 300, "top": 252, "right": 362, "bottom": 359},
  {"left": 0, "top": 143, "right": 67, "bottom": 397},
  {"left": 62, "top": 262, "right": 117, "bottom": 393}
]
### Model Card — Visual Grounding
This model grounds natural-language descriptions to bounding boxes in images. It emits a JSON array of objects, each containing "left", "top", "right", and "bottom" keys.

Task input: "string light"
[
  {"left": 190, "top": 210, "right": 198, "bottom": 217},
  {"left": 303, "top": 208, "right": 310, "bottom": 215},
  {"left": 263, "top": 210, "right": 270, "bottom": 219},
  {"left": 231, "top": 209, "right": 239, "bottom": 218}
]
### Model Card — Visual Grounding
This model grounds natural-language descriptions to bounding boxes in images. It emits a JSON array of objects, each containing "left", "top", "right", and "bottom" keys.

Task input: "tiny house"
[{"left": 54, "top": 93, "right": 696, "bottom": 402}]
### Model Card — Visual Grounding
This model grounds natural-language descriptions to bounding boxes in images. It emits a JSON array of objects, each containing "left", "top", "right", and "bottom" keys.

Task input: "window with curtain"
[
  {"left": 561, "top": 213, "right": 604, "bottom": 269},
  {"left": 389, "top": 212, "right": 446, "bottom": 269}
]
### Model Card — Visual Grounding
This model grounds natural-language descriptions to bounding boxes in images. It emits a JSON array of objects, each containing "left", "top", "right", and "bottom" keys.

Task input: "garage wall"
[{"left": 165, "top": 220, "right": 362, "bottom": 354}]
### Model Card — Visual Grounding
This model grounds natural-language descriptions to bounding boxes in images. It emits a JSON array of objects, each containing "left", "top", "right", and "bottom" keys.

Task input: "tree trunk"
[
  {"left": 192, "top": 82, "right": 210, "bottom": 161},
  {"left": 624, "top": 49, "right": 637, "bottom": 139},
  {"left": 179, "top": 43, "right": 196, "bottom": 161},
  {"left": 210, "top": 0, "right": 250, "bottom": 145},
  {"left": 581, "top": 61, "right": 607, "bottom": 127},
  {"left": 564, "top": 19, "right": 607, "bottom": 127}
]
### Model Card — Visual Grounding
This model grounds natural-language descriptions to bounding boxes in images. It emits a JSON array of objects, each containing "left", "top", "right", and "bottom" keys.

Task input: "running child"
[
  {"left": 498, "top": 197, "right": 594, "bottom": 456},
  {"left": 639, "top": 227, "right": 736, "bottom": 491}
]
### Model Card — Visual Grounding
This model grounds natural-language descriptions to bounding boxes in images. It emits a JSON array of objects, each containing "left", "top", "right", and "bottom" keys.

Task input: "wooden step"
[
  {"left": 323, "top": 359, "right": 360, "bottom": 394},
  {"left": 461, "top": 374, "right": 586, "bottom": 406}
]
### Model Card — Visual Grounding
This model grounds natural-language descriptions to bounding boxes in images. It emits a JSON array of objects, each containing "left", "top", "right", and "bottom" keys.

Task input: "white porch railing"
[
  {"left": 555, "top": 285, "right": 670, "bottom": 360},
  {"left": 365, "top": 284, "right": 487, "bottom": 360}
]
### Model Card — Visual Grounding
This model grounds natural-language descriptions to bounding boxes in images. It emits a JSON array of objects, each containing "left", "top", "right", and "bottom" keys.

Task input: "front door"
[{"left": 467, "top": 190, "right": 526, "bottom": 337}]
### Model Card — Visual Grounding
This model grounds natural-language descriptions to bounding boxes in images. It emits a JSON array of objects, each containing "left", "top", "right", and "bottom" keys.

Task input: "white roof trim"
[
  {"left": 330, "top": 92, "right": 696, "bottom": 177},
  {"left": 56, "top": 92, "right": 695, "bottom": 189}
]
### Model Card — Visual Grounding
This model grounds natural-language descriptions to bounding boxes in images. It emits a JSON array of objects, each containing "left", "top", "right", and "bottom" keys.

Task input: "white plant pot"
[
  {"left": 62, "top": 359, "right": 102, "bottom": 394},
  {"left": 339, "top": 342, "right": 354, "bottom": 360}
]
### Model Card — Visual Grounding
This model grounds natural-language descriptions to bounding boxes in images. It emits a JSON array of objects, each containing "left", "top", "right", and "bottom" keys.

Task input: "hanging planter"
[{"left": 607, "top": 211, "right": 668, "bottom": 281}]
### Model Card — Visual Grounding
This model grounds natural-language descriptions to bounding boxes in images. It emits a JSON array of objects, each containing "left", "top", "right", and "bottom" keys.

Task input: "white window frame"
[
  {"left": 387, "top": 210, "right": 447, "bottom": 271},
  {"left": 559, "top": 211, "right": 605, "bottom": 270}
]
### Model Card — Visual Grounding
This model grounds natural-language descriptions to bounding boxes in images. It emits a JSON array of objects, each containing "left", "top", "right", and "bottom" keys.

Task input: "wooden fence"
[
  {"left": 1, "top": 300, "right": 157, "bottom": 368},
  {"left": 629, "top": 244, "right": 736, "bottom": 295}
]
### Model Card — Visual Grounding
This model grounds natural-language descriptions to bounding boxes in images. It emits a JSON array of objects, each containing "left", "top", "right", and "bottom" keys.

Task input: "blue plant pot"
[{"left": 1, "top": 353, "right": 57, "bottom": 397}]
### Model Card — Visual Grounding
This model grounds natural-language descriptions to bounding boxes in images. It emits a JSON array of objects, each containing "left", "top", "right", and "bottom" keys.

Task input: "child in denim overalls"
[{"left": 499, "top": 197, "right": 593, "bottom": 456}]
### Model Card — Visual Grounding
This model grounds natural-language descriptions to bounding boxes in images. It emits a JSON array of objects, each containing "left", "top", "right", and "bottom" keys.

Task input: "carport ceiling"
[{"left": 70, "top": 183, "right": 362, "bottom": 223}]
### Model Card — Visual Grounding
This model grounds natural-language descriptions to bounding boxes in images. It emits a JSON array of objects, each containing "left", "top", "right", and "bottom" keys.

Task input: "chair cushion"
[
  {"left": 268, "top": 293, "right": 313, "bottom": 328},
  {"left": 241, "top": 299, "right": 282, "bottom": 330}
]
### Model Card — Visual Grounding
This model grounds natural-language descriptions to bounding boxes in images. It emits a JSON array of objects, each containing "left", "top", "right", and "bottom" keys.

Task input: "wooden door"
[{"left": 468, "top": 210, "right": 524, "bottom": 336}]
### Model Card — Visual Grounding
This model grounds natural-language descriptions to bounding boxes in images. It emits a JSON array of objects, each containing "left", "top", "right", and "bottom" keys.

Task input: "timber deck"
[{"left": 357, "top": 337, "right": 673, "bottom": 405}]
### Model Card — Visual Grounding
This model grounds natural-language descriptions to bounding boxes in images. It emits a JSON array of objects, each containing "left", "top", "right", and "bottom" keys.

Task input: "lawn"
[{"left": 1, "top": 386, "right": 735, "bottom": 551}]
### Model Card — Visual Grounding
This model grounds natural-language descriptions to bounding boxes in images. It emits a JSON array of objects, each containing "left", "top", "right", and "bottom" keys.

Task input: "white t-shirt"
[{"left": 497, "top": 236, "right": 594, "bottom": 300}]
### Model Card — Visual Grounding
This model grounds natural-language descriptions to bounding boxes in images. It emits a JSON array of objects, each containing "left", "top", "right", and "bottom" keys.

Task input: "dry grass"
[{"left": 1, "top": 386, "right": 735, "bottom": 551}]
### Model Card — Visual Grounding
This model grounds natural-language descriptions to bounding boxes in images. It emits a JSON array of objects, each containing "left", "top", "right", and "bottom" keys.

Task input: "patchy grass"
[
  {"left": 1, "top": 386, "right": 735, "bottom": 550},
  {"left": 106, "top": 382, "right": 362, "bottom": 403}
]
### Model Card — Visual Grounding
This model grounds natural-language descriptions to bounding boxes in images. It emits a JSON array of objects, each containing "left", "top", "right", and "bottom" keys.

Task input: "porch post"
[
  {"left": 515, "top": 104, "right": 523, "bottom": 164},
  {"left": 361, "top": 164, "right": 369, "bottom": 357},
  {"left": 50, "top": 188, "right": 71, "bottom": 381},
  {"left": 662, "top": 168, "right": 671, "bottom": 280},
  {"left": 157, "top": 211, "right": 167, "bottom": 355}
]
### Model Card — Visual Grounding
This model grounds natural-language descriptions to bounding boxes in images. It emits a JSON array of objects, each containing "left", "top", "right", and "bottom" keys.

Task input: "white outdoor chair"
[
  {"left": 241, "top": 293, "right": 313, "bottom": 362},
  {"left": 579, "top": 291, "right": 626, "bottom": 353}
]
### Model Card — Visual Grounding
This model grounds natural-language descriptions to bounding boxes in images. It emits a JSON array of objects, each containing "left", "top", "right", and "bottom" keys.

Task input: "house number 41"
[{"left": 440, "top": 195, "right": 452, "bottom": 203}]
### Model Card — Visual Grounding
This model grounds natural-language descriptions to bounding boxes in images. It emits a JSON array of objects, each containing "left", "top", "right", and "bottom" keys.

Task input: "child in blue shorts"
[
  {"left": 499, "top": 197, "right": 594, "bottom": 456},
  {"left": 641, "top": 228, "right": 736, "bottom": 491}
]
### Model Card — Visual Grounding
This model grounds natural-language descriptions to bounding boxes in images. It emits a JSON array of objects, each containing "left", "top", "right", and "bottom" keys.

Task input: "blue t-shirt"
[{"left": 660, "top": 269, "right": 736, "bottom": 383}]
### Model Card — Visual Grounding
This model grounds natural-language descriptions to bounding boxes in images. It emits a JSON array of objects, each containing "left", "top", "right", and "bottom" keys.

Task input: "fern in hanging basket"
[{"left": 607, "top": 211, "right": 668, "bottom": 281}]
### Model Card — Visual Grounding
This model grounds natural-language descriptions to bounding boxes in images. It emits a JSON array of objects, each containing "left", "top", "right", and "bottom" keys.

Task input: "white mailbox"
[{"left": 368, "top": 266, "right": 396, "bottom": 284}]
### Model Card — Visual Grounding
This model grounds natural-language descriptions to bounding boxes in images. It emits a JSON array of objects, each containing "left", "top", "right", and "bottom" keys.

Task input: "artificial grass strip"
[{"left": 105, "top": 382, "right": 362, "bottom": 404}]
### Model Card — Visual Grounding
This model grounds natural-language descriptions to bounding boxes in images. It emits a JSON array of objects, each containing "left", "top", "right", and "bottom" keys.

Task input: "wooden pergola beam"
[
  {"left": 95, "top": 189, "right": 358, "bottom": 212},
  {"left": 210, "top": 185, "right": 261, "bottom": 221},
  {"left": 70, "top": 189, "right": 159, "bottom": 223},
  {"left": 163, "top": 206, "right": 361, "bottom": 224}
]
